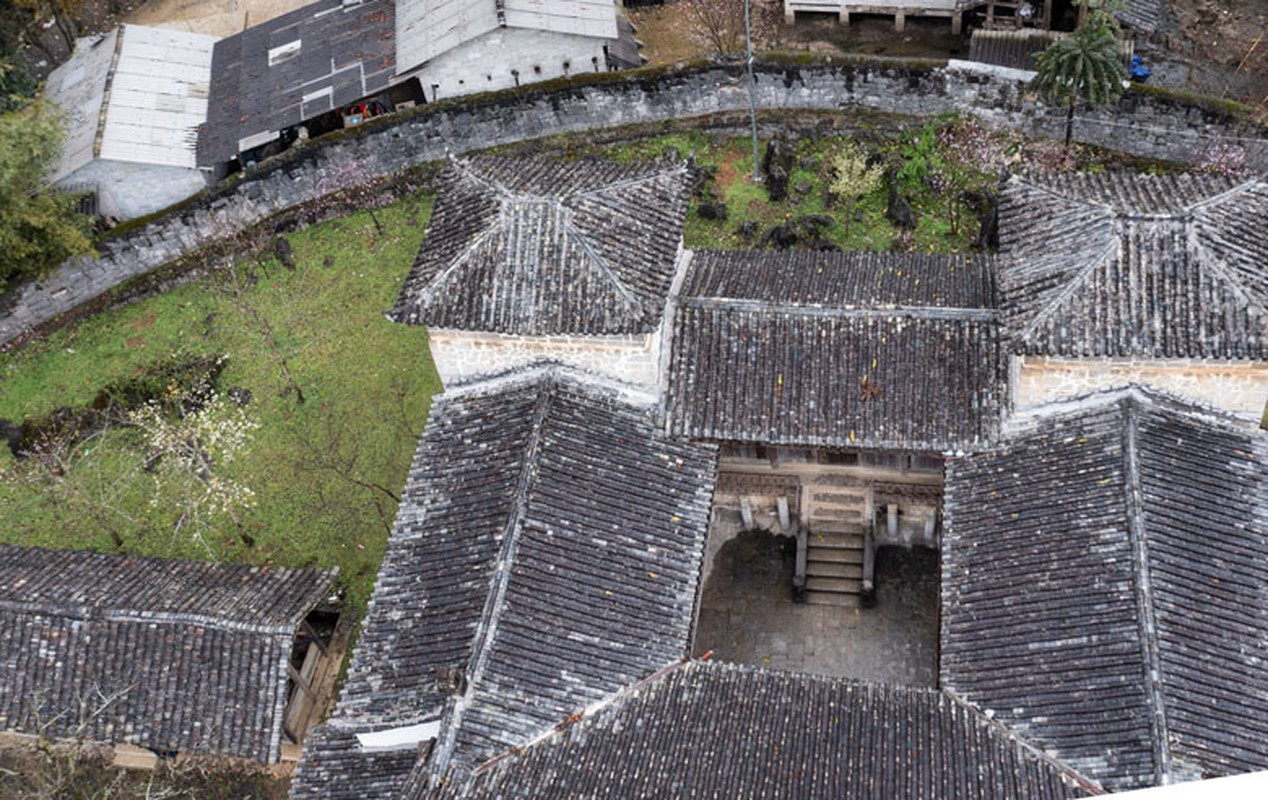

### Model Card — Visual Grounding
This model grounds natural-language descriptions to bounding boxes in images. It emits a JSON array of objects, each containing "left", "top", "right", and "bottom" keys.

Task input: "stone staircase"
[{"left": 796, "top": 484, "right": 872, "bottom": 607}]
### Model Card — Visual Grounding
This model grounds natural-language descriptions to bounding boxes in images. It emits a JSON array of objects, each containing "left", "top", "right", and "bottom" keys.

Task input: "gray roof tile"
[
  {"left": 0, "top": 545, "right": 336, "bottom": 762},
  {"left": 941, "top": 386, "right": 1268, "bottom": 790},
  {"left": 290, "top": 364, "right": 716, "bottom": 798},
  {"left": 998, "top": 172, "right": 1268, "bottom": 359},
  {"left": 665, "top": 250, "right": 1004, "bottom": 451},
  {"left": 443, "top": 660, "right": 1097, "bottom": 799},
  {"left": 389, "top": 157, "right": 691, "bottom": 335}
]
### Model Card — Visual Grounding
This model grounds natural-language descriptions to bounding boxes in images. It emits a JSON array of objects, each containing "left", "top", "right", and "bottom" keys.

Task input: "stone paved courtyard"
[{"left": 693, "top": 513, "right": 940, "bottom": 687}]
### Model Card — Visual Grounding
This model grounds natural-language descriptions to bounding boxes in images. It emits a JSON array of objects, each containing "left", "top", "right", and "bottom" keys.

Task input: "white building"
[
  {"left": 395, "top": 0, "right": 619, "bottom": 102},
  {"left": 44, "top": 25, "right": 217, "bottom": 219}
]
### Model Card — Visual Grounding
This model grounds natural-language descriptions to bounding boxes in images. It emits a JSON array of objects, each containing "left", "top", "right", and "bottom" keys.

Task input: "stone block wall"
[
  {"left": 1012, "top": 355, "right": 1268, "bottom": 420},
  {"left": 428, "top": 328, "right": 662, "bottom": 391},
  {"left": 6, "top": 57, "right": 1266, "bottom": 347}
]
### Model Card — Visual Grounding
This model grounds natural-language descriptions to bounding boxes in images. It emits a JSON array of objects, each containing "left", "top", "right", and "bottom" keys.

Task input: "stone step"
[
  {"left": 808, "top": 545, "right": 864, "bottom": 563},
  {"left": 803, "top": 591, "right": 860, "bottom": 608},
  {"left": 807, "top": 530, "right": 865, "bottom": 549},
  {"left": 806, "top": 519, "right": 867, "bottom": 537},
  {"left": 808, "top": 507, "right": 866, "bottom": 522},
  {"left": 806, "top": 560, "right": 864, "bottom": 579},
  {"left": 805, "top": 575, "right": 863, "bottom": 595}
]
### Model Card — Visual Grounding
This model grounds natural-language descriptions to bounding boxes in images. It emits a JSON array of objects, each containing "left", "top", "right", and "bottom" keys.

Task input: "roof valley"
[
  {"left": 425, "top": 376, "right": 558, "bottom": 784},
  {"left": 1121, "top": 395, "right": 1174, "bottom": 784}
]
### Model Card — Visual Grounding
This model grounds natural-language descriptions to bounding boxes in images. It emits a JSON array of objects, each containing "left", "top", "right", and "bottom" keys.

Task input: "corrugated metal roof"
[
  {"left": 44, "top": 29, "right": 118, "bottom": 182},
  {"left": 98, "top": 25, "right": 217, "bottom": 170}
]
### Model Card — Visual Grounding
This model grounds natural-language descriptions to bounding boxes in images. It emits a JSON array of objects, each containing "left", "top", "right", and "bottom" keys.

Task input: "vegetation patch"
[{"left": 0, "top": 193, "right": 437, "bottom": 611}]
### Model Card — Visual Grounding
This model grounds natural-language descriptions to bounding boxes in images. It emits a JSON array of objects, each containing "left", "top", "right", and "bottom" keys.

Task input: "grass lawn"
[
  {"left": 605, "top": 125, "right": 997, "bottom": 252},
  {"left": 0, "top": 192, "right": 437, "bottom": 611}
]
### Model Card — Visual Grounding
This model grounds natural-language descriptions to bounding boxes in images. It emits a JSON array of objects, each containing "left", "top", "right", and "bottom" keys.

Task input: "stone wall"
[
  {"left": 428, "top": 328, "right": 662, "bottom": 391},
  {"left": 1012, "top": 355, "right": 1268, "bottom": 420},
  {"left": 5, "top": 55, "right": 1266, "bottom": 347}
]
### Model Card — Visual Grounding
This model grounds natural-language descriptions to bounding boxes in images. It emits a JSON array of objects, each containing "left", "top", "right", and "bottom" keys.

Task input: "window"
[{"left": 268, "top": 40, "right": 302, "bottom": 66}]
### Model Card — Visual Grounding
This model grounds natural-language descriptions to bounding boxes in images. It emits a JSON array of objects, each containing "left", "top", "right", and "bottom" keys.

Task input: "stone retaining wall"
[{"left": 4, "top": 56, "right": 1265, "bottom": 347}]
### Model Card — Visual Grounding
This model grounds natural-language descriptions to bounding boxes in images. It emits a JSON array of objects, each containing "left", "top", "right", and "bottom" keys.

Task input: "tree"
[
  {"left": 677, "top": 0, "right": 772, "bottom": 57},
  {"left": 129, "top": 384, "right": 260, "bottom": 554},
  {"left": 829, "top": 143, "right": 883, "bottom": 236},
  {"left": 0, "top": 100, "right": 93, "bottom": 291},
  {"left": 1031, "top": 5, "right": 1126, "bottom": 149}
]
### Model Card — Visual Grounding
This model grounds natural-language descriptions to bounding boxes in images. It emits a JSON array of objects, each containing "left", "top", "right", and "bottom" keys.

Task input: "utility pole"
[{"left": 744, "top": 0, "right": 762, "bottom": 182}]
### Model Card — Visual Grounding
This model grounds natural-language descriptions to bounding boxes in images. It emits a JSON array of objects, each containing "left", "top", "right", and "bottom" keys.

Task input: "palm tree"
[{"left": 1032, "top": 8, "right": 1127, "bottom": 149}]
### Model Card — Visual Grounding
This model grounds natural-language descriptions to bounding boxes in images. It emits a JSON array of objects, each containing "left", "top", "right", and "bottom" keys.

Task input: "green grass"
[
  {"left": 604, "top": 129, "right": 986, "bottom": 253},
  {"left": 0, "top": 193, "right": 437, "bottom": 611}
]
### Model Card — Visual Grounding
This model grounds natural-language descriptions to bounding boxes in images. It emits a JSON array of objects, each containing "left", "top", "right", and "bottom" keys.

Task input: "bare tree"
[{"left": 677, "top": 0, "right": 774, "bottom": 57}]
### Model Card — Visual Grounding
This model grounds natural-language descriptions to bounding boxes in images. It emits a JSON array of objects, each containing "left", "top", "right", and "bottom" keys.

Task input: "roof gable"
[
  {"left": 665, "top": 250, "right": 1004, "bottom": 450},
  {"left": 998, "top": 173, "right": 1268, "bottom": 359},
  {"left": 292, "top": 364, "right": 716, "bottom": 798},
  {"left": 446, "top": 660, "right": 1094, "bottom": 799},
  {"left": 942, "top": 387, "right": 1268, "bottom": 790},
  {"left": 390, "top": 157, "right": 691, "bottom": 335}
]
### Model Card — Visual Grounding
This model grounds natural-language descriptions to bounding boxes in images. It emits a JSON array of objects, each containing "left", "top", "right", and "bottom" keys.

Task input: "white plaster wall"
[
  {"left": 428, "top": 326, "right": 662, "bottom": 390},
  {"left": 404, "top": 28, "right": 608, "bottom": 103},
  {"left": 1013, "top": 356, "right": 1268, "bottom": 420}
]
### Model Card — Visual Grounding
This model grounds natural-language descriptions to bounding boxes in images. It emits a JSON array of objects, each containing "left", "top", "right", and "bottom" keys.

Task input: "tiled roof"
[
  {"left": 998, "top": 172, "right": 1268, "bottom": 359},
  {"left": 389, "top": 157, "right": 691, "bottom": 336},
  {"left": 942, "top": 386, "right": 1268, "bottom": 791},
  {"left": 1116, "top": 0, "right": 1162, "bottom": 33},
  {"left": 968, "top": 29, "right": 1061, "bottom": 72},
  {"left": 442, "top": 660, "right": 1096, "bottom": 799},
  {"left": 197, "top": 0, "right": 396, "bottom": 167},
  {"left": 290, "top": 364, "right": 716, "bottom": 798},
  {"left": 0, "top": 545, "right": 336, "bottom": 762},
  {"left": 665, "top": 250, "right": 1004, "bottom": 451}
]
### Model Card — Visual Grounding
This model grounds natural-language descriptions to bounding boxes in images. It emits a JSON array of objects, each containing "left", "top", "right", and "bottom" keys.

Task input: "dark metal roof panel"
[{"left": 198, "top": 0, "right": 396, "bottom": 167}]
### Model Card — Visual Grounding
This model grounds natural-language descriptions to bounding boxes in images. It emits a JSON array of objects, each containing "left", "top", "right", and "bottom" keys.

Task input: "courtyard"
[{"left": 693, "top": 510, "right": 940, "bottom": 687}]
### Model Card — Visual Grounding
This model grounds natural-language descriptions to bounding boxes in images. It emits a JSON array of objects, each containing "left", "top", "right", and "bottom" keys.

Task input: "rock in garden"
[{"left": 698, "top": 202, "right": 729, "bottom": 221}]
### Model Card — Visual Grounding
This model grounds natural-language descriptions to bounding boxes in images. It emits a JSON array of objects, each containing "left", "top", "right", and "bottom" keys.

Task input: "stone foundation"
[
  {"left": 428, "top": 327, "right": 661, "bottom": 390},
  {"left": 1013, "top": 355, "right": 1268, "bottom": 420}
]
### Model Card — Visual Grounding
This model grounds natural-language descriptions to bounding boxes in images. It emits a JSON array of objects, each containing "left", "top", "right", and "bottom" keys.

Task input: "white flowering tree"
[{"left": 129, "top": 385, "right": 259, "bottom": 553}]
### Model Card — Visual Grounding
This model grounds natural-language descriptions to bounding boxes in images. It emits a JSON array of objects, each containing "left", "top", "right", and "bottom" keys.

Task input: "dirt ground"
[{"left": 123, "top": 0, "right": 315, "bottom": 36}]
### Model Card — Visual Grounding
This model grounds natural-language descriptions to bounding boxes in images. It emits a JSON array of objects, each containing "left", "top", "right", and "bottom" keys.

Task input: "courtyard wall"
[{"left": 4, "top": 56, "right": 1266, "bottom": 346}]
